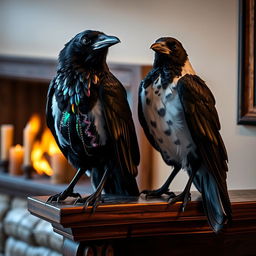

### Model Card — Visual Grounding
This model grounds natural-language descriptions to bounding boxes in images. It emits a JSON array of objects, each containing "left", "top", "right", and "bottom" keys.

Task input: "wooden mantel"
[{"left": 28, "top": 190, "right": 256, "bottom": 256}]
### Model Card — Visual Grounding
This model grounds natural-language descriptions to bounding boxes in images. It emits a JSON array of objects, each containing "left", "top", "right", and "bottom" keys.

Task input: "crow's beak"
[
  {"left": 150, "top": 42, "right": 171, "bottom": 55},
  {"left": 92, "top": 34, "right": 120, "bottom": 50}
]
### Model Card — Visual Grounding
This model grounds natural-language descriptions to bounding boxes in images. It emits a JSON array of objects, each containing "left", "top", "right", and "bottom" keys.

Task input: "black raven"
[
  {"left": 138, "top": 37, "right": 231, "bottom": 232},
  {"left": 46, "top": 30, "right": 140, "bottom": 208}
]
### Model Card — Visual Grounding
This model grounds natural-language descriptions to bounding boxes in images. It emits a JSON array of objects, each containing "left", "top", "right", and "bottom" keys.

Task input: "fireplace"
[
  {"left": 0, "top": 55, "right": 152, "bottom": 255},
  {"left": 0, "top": 55, "right": 153, "bottom": 189}
]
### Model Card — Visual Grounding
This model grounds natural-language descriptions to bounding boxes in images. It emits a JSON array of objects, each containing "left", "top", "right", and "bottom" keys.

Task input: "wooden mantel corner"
[{"left": 28, "top": 190, "right": 256, "bottom": 256}]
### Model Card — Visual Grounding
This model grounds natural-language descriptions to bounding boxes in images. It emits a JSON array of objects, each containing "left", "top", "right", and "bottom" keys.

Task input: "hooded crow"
[{"left": 138, "top": 37, "right": 231, "bottom": 232}]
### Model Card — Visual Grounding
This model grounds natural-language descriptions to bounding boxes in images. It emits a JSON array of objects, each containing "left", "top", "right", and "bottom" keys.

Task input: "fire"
[
  {"left": 31, "top": 128, "right": 61, "bottom": 176},
  {"left": 26, "top": 114, "right": 41, "bottom": 134}
]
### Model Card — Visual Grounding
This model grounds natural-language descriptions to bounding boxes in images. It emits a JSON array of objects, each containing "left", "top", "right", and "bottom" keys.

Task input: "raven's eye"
[{"left": 82, "top": 38, "right": 87, "bottom": 45}]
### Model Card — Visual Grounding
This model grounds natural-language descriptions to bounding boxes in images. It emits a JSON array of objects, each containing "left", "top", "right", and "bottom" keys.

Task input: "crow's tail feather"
[{"left": 193, "top": 167, "right": 232, "bottom": 233}]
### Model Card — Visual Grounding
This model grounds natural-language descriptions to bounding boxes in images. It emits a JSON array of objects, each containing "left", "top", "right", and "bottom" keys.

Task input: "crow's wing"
[
  {"left": 177, "top": 74, "right": 231, "bottom": 217},
  {"left": 100, "top": 73, "right": 140, "bottom": 177},
  {"left": 138, "top": 79, "right": 159, "bottom": 151}
]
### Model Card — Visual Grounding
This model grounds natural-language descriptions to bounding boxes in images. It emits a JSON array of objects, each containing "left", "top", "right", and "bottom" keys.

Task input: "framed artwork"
[{"left": 238, "top": 0, "right": 256, "bottom": 125}]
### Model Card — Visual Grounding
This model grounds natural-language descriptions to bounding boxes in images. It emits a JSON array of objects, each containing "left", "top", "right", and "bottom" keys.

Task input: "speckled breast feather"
[{"left": 140, "top": 61, "right": 197, "bottom": 168}]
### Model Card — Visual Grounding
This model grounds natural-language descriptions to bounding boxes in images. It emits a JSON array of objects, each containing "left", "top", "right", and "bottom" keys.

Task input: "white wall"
[{"left": 1, "top": 0, "right": 256, "bottom": 190}]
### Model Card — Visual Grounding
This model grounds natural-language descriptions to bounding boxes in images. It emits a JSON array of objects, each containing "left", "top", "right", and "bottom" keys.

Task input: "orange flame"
[
  {"left": 26, "top": 114, "right": 41, "bottom": 134},
  {"left": 31, "top": 128, "right": 61, "bottom": 176}
]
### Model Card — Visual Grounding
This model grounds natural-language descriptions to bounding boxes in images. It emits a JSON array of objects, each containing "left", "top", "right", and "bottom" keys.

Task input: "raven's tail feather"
[{"left": 193, "top": 166, "right": 232, "bottom": 233}]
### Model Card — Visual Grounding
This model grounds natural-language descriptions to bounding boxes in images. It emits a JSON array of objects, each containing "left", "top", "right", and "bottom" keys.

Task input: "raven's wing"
[
  {"left": 46, "top": 78, "right": 60, "bottom": 148},
  {"left": 177, "top": 74, "right": 231, "bottom": 218},
  {"left": 46, "top": 78, "right": 70, "bottom": 158},
  {"left": 100, "top": 73, "right": 140, "bottom": 177},
  {"left": 46, "top": 77, "right": 81, "bottom": 167}
]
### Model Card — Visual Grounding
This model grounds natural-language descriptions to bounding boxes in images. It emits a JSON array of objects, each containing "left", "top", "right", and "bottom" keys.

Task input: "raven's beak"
[
  {"left": 92, "top": 34, "right": 120, "bottom": 50},
  {"left": 150, "top": 42, "right": 171, "bottom": 55}
]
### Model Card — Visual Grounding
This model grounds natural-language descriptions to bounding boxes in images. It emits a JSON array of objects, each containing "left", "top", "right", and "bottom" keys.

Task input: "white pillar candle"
[
  {"left": 9, "top": 145, "right": 24, "bottom": 175},
  {"left": 0, "top": 124, "right": 14, "bottom": 161},
  {"left": 23, "top": 124, "right": 38, "bottom": 166}
]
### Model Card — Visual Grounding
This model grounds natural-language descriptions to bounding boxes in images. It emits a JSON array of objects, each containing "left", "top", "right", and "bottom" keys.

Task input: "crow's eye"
[{"left": 82, "top": 38, "right": 87, "bottom": 45}]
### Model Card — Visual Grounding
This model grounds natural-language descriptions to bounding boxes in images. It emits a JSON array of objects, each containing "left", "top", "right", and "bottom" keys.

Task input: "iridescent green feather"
[
  {"left": 63, "top": 112, "right": 70, "bottom": 125},
  {"left": 76, "top": 115, "right": 80, "bottom": 135}
]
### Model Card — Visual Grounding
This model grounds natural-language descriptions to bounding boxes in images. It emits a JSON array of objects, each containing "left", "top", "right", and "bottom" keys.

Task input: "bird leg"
[
  {"left": 75, "top": 167, "right": 109, "bottom": 212},
  {"left": 140, "top": 165, "right": 181, "bottom": 198},
  {"left": 47, "top": 168, "right": 84, "bottom": 203},
  {"left": 168, "top": 168, "right": 197, "bottom": 212}
]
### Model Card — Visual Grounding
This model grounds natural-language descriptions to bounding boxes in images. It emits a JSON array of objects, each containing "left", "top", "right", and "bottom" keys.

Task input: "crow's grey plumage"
[
  {"left": 139, "top": 37, "right": 232, "bottom": 232},
  {"left": 46, "top": 30, "right": 139, "bottom": 208}
]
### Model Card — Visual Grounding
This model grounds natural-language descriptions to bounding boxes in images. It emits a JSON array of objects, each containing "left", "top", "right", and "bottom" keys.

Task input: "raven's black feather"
[{"left": 46, "top": 30, "right": 139, "bottom": 206}]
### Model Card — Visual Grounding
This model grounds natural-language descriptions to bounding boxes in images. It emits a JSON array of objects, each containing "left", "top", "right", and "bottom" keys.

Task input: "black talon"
[
  {"left": 165, "top": 191, "right": 176, "bottom": 197},
  {"left": 74, "top": 192, "right": 104, "bottom": 213},
  {"left": 140, "top": 188, "right": 174, "bottom": 198},
  {"left": 47, "top": 190, "right": 82, "bottom": 203},
  {"left": 168, "top": 191, "right": 191, "bottom": 212},
  {"left": 140, "top": 166, "right": 181, "bottom": 199},
  {"left": 47, "top": 192, "right": 65, "bottom": 203}
]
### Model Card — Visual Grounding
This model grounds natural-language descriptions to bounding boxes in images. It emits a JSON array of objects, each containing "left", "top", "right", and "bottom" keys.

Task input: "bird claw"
[
  {"left": 74, "top": 193, "right": 104, "bottom": 213},
  {"left": 140, "top": 188, "right": 172, "bottom": 198},
  {"left": 47, "top": 191, "right": 82, "bottom": 203},
  {"left": 165, "top": 191, "right": 176, "bottom": 197},
  {"left": 168, "top": 191, "right": 191, "bottom": 212},
  {"left": 70, "top": 192, "right": 82, "bottom": 199},
  {"left": 47, "top": 193, "right": 65, "bottom": 203}
]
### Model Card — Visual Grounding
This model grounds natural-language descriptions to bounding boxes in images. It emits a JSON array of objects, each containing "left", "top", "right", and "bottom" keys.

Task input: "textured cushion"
[
  {"left": 0, "top": 193, "right": 11, "bottom": 221},
  {"left": 11, "top": 198, "right": 27, "bottom": 209},
  {"left": 26, "top": 246, "right": 62, "bottom": 256},
  {"left": 5, "top": 237, "right": 27, "bottom": 256},
  {"left": 0, "top": 194, "right": 11, "bottom": 252},
  {"left": 0, "top": 193, "right": 11, "bottom": 204},
  {"left": 2, "top": 196, "right": 64, "bottom": 255},
  {"left": 0, "top": 204, "right": 9, "bottom": 253},
  {"left": 33, "top": 219, "right": 63, "bottom": 252},
  {"left": 4, "top": 208, "right": 40, "bottom": 244},
  {"left": 5, "top": 237, "right": 62, "bottom": 256}
]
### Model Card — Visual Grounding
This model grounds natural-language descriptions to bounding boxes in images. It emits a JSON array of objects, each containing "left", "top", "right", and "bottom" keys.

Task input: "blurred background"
[{"left": 0, "top": 0, "right": 255, "bottom": 191}]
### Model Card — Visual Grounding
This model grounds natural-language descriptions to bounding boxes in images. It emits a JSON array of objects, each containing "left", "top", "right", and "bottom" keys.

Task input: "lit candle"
[
  {"left": 51, "top": 152, "right": 70, "bottom": 184},
  {"left": 23, "top": 115, "right": 40, "bottom": 166},
  {"left": 0, "top": 124, "right": 14, "bottom": 161},
  {"left": 23, "top": 124, "right": 33, "bottom": 166},
  {"left": 9, "top": 145, "right": 24, "bottom": 175}
]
